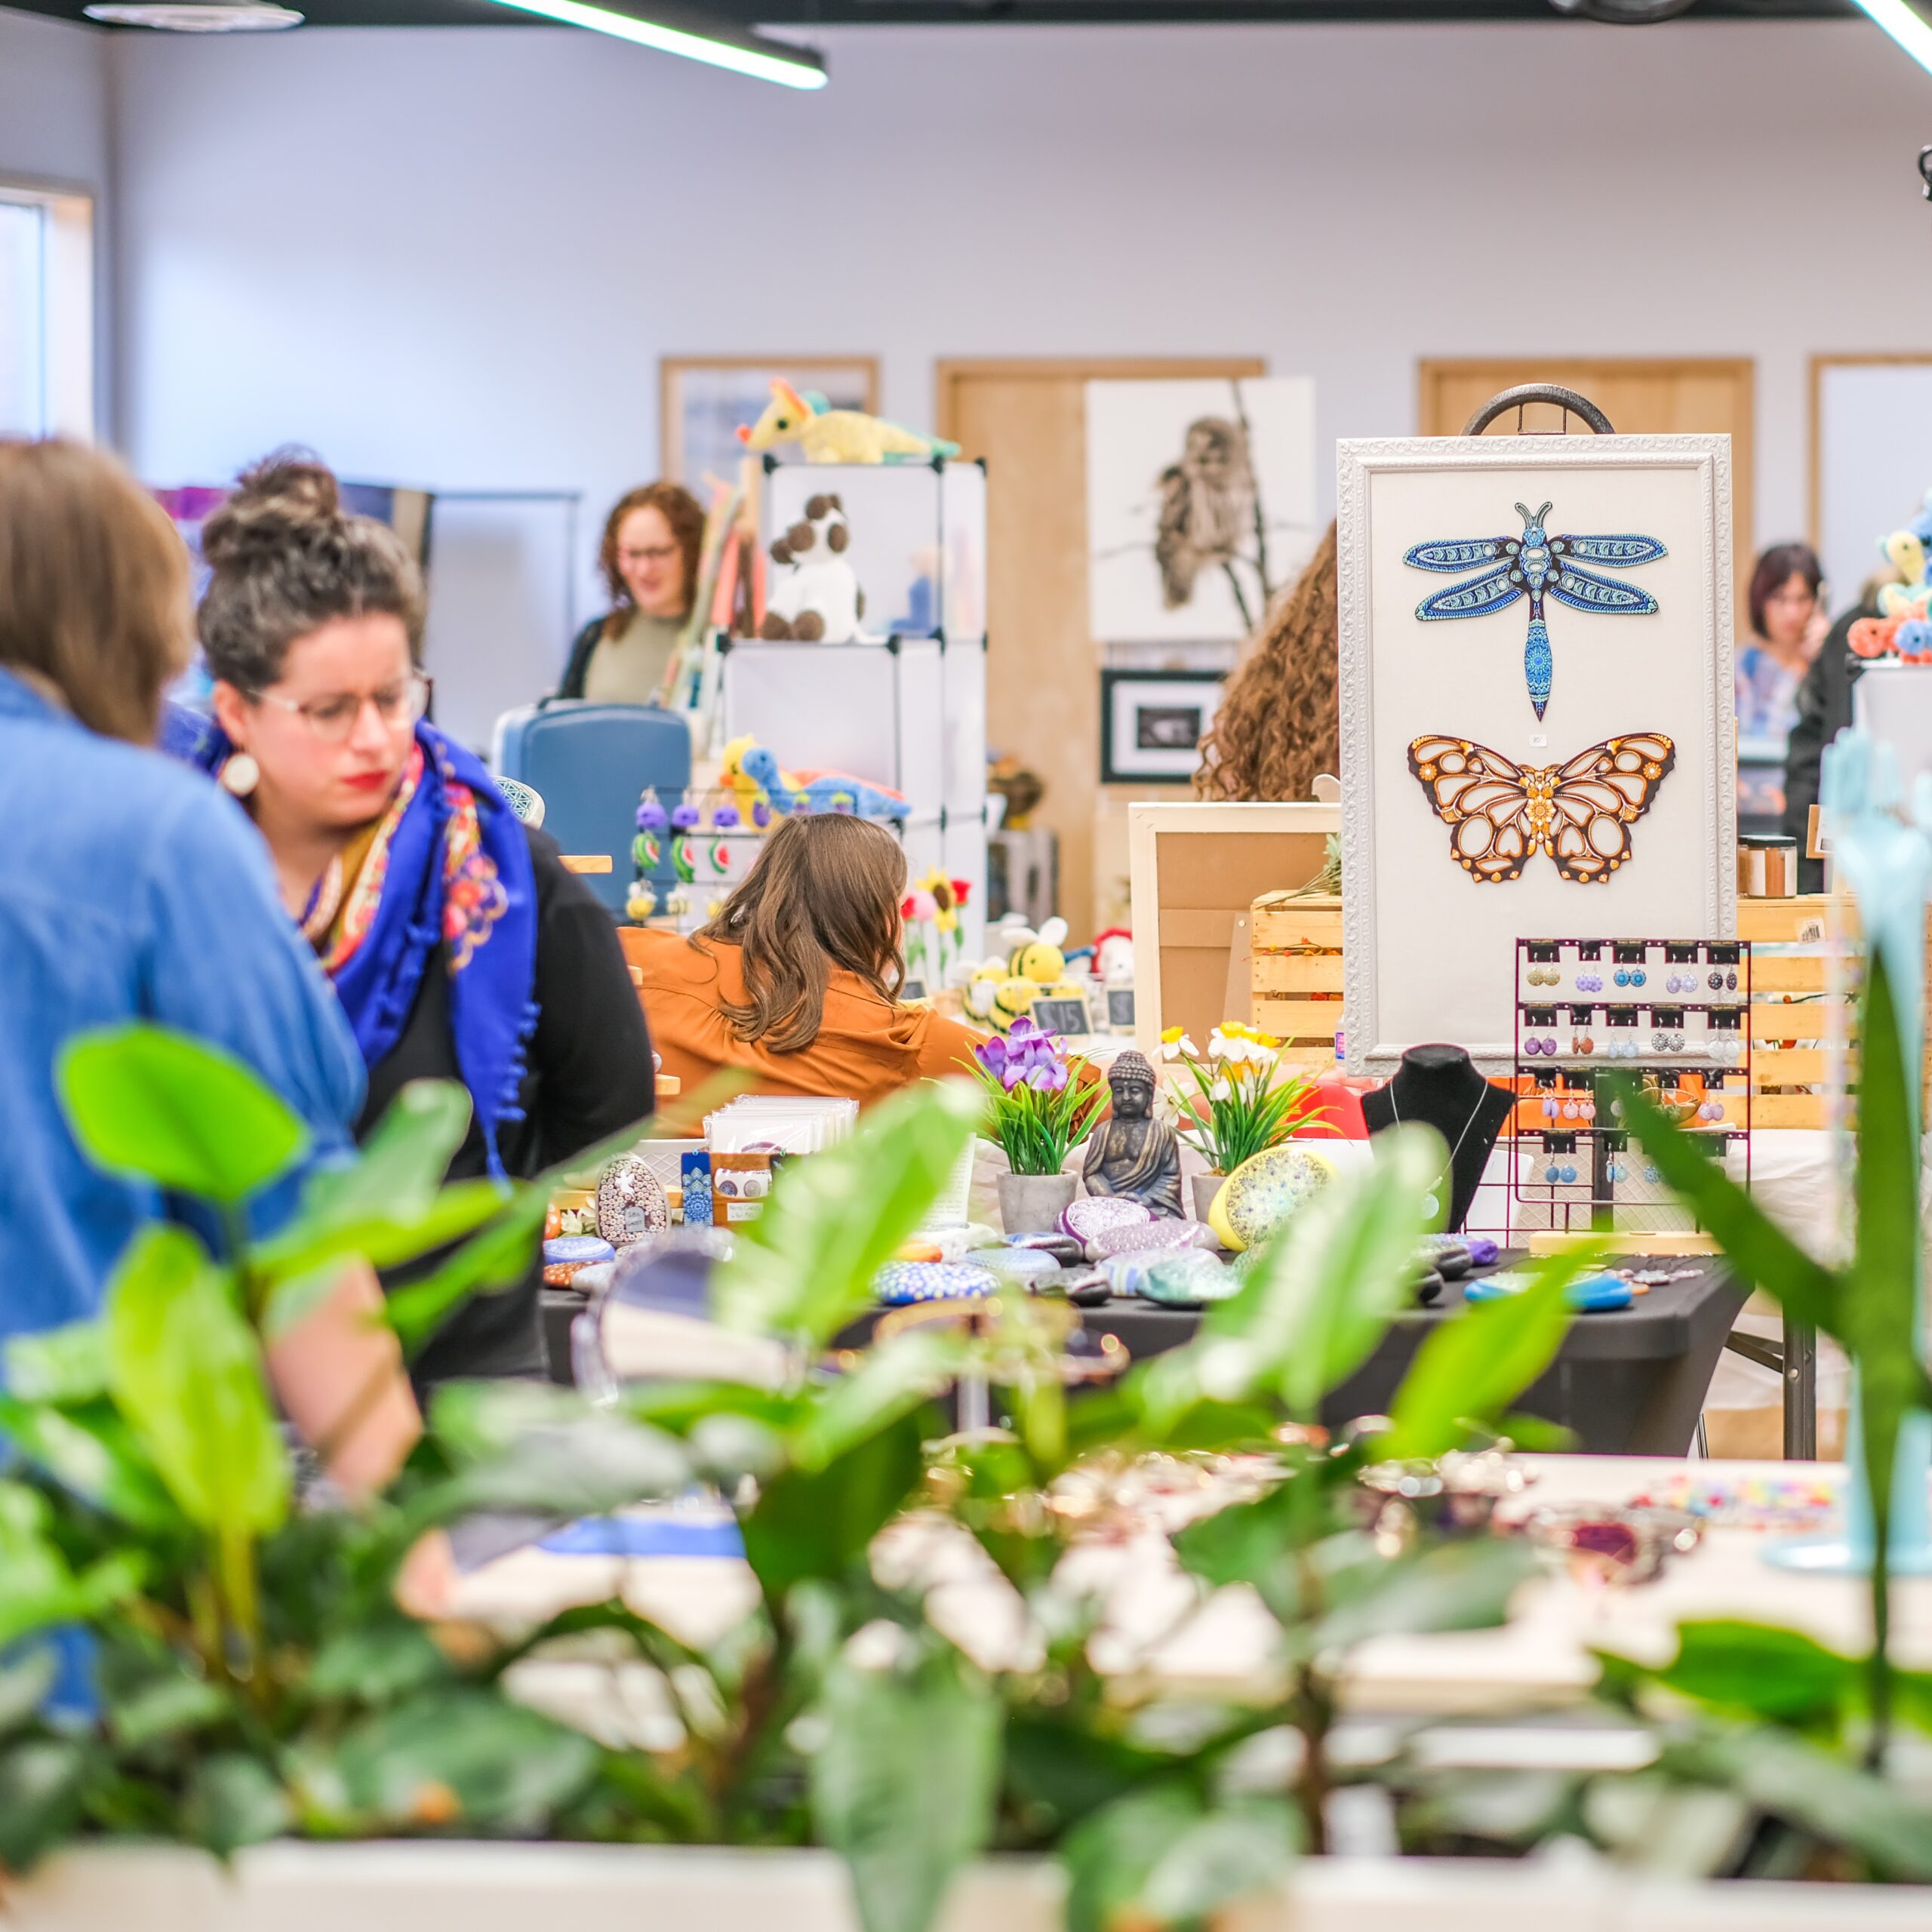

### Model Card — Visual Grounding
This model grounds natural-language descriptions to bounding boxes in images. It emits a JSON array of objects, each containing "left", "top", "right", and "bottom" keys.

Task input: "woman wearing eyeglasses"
[
  {"left": 555, "top": 481, "right": 706, "bottom": 703},
  {"left": 194, "top": 454, "right": 656, "bottom": 1386}
]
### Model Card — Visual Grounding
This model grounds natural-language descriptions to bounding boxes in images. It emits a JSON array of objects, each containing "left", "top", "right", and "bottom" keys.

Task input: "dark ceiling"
[{"left": 3, "top": 0, "right": 1855, "bottom": 30}]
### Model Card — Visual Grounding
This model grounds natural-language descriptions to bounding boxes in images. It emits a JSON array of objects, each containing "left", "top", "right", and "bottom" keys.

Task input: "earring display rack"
[{"left": 1511, "top": 936, "right": 1752, "bottom": 1235}]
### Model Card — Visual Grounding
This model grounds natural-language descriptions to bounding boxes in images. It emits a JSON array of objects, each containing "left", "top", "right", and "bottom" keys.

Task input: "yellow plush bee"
[
  {"left": 964, "top": 961, "right": 1042, "bottom": 1032},
  {"left": 1004, "top": 915, "right": 1070, "bottom": 987}
]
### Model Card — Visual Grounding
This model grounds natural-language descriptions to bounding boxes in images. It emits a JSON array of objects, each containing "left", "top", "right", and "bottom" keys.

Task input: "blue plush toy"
[{"left": 737, "top": 743, "right": 911, "bottom": 821}]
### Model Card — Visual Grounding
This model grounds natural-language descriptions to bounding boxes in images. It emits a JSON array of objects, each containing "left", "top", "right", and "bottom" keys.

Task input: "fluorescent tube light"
[
  {"left": 482, "top": 0, "right": 826, "bottom": 86},
  {"left": 1853, "top": 0, "right": 1932, "bottom": 76}
]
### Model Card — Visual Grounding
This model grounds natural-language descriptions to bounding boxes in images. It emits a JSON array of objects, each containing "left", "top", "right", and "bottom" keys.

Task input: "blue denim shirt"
[{"left": 0, "top": 669, "right": 365, "bottom": 1343}]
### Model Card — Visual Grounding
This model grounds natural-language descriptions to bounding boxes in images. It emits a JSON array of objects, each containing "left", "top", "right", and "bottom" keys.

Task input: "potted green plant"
[
  {"left": 964, "top": 1019, "right": 1109, "bottom": 1232},
  {"left": 1159, "top": 1022, "right": 1321, "bottom": 1221}
]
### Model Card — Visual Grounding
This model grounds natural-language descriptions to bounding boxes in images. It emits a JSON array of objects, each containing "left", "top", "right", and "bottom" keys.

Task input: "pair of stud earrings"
[{"left": 1613, "top": 966, "right": 1647, "bottom": 988}]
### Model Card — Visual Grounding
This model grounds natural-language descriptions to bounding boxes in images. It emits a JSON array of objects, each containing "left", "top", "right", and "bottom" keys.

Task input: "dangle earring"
[{"left": 220, "top": 751, "right": 260, "bottom": 798}]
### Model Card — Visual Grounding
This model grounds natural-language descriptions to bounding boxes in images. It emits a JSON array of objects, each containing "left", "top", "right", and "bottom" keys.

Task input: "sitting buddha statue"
[{"left": 1081, "top": 1049, "right": 1182, "bottom": 1219}]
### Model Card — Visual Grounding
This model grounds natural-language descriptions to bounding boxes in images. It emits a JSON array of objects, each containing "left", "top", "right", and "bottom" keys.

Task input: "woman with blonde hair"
[
  {"left": 1194, "top": 522, "right": 1338, "bottom": 801},
  {"left": 628, "top": 813, "right": 985, "bottom": 1106}
]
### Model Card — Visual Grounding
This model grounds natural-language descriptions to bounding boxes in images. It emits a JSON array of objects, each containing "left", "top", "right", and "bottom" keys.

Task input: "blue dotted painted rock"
[
  {"left": 963, "top": 1247, "right": 1060, "bottom": 1282},
  {"left": 874, "top": 1261, "right": 1000, "bottom": 1306}
]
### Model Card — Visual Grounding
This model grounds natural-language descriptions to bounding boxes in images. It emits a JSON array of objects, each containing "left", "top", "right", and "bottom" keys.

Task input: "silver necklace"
[{"left": 1388, "top": 1084, "right": 1490, "bottom": 1220}]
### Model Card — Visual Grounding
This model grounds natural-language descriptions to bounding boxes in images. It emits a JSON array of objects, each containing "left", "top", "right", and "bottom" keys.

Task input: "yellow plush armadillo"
[{"left": 737, "top": 379, "right": 960, "bottom": 466}]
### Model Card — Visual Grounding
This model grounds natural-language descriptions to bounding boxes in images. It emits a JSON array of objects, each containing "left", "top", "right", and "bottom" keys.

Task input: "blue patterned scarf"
[{"left": 182, "top": 712, "right": 538, "bottom": 1180}]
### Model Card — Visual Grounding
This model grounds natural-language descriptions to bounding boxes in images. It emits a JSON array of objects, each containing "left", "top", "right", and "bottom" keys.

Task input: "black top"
[
  {"left": 1360, "top": 1044, "right": 1515, "bottom": 1234},
  {"left": 555, "top": 616, "right": 608, "bottom": 700},
  {"left": 1781, "top": 604, "right": 1871, "bottom": 894},
  {"left": 361, "top": 824, "right": 655, "bottom": 1387}
]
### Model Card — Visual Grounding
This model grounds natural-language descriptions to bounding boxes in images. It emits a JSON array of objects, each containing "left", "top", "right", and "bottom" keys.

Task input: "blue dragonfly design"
[{"left": 1404, "top": 502, "right": 1666, "bottom": 720}]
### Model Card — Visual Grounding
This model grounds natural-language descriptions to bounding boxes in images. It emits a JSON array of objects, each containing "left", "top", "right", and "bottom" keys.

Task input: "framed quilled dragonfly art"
[{"left": 1335, "top": 430, "right": 1736, "bottom": 1075}]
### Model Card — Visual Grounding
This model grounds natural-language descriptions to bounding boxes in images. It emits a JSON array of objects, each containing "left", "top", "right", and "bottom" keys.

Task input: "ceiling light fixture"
[
  {"left": 85, "top": 1, "right": 302, "bottom": 26},
  {"left": 480, "top": 0, "right": 826, "bottom": 86},
  {"left": 1852, "top": 0, "right": 1932, "bottom": 75}
]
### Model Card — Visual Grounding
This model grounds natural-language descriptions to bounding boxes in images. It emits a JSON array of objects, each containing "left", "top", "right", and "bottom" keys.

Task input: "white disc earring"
[{"left": 220, "top": 752, "right": 260, "bottom": 798}]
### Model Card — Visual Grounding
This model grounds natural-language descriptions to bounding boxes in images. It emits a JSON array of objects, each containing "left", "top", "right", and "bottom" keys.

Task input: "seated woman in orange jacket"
[{"left": 623, "top": 814, "right": 986, "bottom": 1107}]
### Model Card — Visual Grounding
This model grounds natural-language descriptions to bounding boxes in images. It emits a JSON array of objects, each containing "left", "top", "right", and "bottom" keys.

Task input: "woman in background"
[
  {"left": 1737, "top": 541, "right": 1827, "bottom": 747},
  {"left": 1193, "top": 522, "right": 1338, "bottom": 801},
  {"left": 629, "top": 814, "right": 985, "bottom": 1107},
  {"left": 557, "top": 481, "right": 706, "bottom": 703},
  {"left": 196, "top": 454, "right": 656, "bottom": 1386}
]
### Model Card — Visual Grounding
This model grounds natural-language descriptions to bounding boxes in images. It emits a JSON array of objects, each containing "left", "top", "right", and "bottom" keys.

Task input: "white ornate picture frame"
[{"left": 1337, "top": 434, "right": 1736, "bottom": 1075}]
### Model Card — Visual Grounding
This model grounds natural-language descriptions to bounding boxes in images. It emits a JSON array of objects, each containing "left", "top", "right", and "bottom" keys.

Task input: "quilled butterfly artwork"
[
  {"left": 1406, "top": 732, "right": 1676, "bottom": 883},
  {"left": 1404, "top": 502, "right": 1666, "bottom": 719}
]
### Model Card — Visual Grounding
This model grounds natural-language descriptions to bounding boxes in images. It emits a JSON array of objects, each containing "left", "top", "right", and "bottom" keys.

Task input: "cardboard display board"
[
  {"left": 1337, "top": 435, "right": 1737, "bottom": 1075},
  {"left": 1127, "top": 801, "right": 1338, "bottom": 1057}
]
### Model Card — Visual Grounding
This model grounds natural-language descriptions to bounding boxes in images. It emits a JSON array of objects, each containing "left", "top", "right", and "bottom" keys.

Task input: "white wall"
[
  {"left": 106, "top": 15, "right": 1932, "bottom": 659},
  {"left": 0, "top": 7, "right": 112, "bottom": 427}
]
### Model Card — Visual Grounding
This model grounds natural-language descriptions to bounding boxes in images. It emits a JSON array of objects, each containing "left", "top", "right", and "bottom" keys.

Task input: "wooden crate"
[
  {"left": 1737, "top": 894, "right": 1856, "bottom": 1131},
  {"left": 1251, "top": 892, "right": 1343, "bottom": 1077}
]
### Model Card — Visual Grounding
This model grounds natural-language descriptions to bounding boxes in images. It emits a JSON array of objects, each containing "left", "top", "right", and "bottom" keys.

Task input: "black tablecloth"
[{"left": 543, "top": 1257, "right": 1744, "bottom": 1457}]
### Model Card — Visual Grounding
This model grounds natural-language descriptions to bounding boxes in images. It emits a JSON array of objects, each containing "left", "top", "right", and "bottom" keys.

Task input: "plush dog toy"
[
  {"left": 737, "top": 379, "right": 960, "bottom": 466},
  {"left": 761, "top": 494, "right": 863, "bottom": 643}
]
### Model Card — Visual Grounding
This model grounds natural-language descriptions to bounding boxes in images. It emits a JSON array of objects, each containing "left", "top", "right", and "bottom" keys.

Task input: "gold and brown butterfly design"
[{"left": 1406, "top": 732, "right": 1676, "bottom": 884}]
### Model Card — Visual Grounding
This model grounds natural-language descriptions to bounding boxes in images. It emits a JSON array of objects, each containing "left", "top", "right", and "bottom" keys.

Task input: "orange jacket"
[{"left": 622, "top": 928, "right": 988, "bottom": 1109}]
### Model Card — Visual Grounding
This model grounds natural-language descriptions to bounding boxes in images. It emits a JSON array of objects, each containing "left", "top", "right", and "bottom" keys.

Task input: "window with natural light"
[{"left": 0, "top": 185, "right": 94, "bottom": 441}]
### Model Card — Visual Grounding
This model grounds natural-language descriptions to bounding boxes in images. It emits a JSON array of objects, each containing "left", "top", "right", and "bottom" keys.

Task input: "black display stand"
[{"left": 1359, "top": 1044, "right": 1515, "bottom": 1232}]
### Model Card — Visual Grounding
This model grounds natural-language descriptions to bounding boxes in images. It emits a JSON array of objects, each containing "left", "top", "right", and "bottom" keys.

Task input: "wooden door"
[
  {"left": 1418, "top": 357, "right": 1756, "bottom": 618},
  {"left": 936, "top": 356, "right": 1266, "bottom": 944}
]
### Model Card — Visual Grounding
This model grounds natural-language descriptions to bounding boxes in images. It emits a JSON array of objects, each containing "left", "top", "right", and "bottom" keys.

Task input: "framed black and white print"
[{"left": 1100, "top": 669, "right": 1226, "bottom": 784}]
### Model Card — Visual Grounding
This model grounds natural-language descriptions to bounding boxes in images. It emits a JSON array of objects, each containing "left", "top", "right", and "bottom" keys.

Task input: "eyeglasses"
[
  {"left": 251, "top": 669, "right": 431, "bottom": 743},
  {"left": 618, "top": 543, "right": 681, "bottom": 567}
]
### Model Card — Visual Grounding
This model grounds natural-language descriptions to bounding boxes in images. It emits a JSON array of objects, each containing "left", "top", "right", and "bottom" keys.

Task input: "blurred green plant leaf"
[
  {"left": 790, "top": 1328, "right": 968, "bottom": 1473},
  {"left": 0, "top": 1737, "right": 92, "bottom": 1871},
  {"left": 291, "top": 1079, "right": 473, "bottom": 1232},
  {"left": 319, "top": 1689, "right": 599, "bottom": 1834},
  {"left": 0, "top": 1395, "right": 182, "bottom": 1533},
  {"left": 307, "top": 1619, "right": 453, "bottom": 1707},
  {"left": 1645, "top": 1620, "right": 1856, "bottom": 1727},
  {"left": 1310, "top": 1533, "right": 1537, "bottom": 1655},
  {"left": 104, "top": 1226, "right": 289, "bottom": 1538},
  {"left": 1060, "top": 1780, "right": 1297, "bottom": 1932},
  {"left": 1173, "top": 1480, "right": 1305, "bottom": 1626},
  {"left": 743, "top": 1413, "right": 926, "bottom": 1596},
  {"left": 812, "top": 1633, "right": 1001, "bottom": 1932},
  {"left": 0, "top": 1651, "right": 58, "bottom": 1740},
  {"left": 57, "top": 1023, "right": 306, "bottom": 1204},
  {"left": 103, "top": 1651, "right": 232, "bottom": 1751},
  {"left": 713, "top": 1081, "right": 980, "bottom": 1346},
  {"left": 374, "top": 1187, "right": 552, "bottom": 1357},
  {"left": 185, "top": 1753, "right": 293, "bottom": 1856},
  {"left": 1612, "top": 1078, "right": 1839, "bottom": 1338},
  {"left": 1002, "top": 1716, "right": 1189, "bottom": 1838},
  {"left": 3, "top": 1321, "right": 110, "bottom": 1405},
  {"left": 1381, "top": 1244, "right": 1604, "bottom": 1461},
  {"left": 0, "top": 1481, "right": 146, "bottom": 1648}
]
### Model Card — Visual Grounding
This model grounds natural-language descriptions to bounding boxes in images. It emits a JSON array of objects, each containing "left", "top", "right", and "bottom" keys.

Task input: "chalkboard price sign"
[{"left": 1029, "top": 996, "right": 1093, "bottom": 1039}]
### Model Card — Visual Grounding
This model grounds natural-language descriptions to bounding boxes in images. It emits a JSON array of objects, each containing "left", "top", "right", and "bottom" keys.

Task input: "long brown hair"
[
  {"left": 694, "top": 814, "right": 906, "bottom": 1052},
  {"left": 598, "top": 481, "right": 706, "bottom": 639},
  {"left": 198, "top": 451, "right": 425, "bottom": 689},
  {"left": 0, "top": 438, "right": 192, "bottom": 743},
  {"left": 1194, "top": 521, "right": 1338, "bottom": 801}
]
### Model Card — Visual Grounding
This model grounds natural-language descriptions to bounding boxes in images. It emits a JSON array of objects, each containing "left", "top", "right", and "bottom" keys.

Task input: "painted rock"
[
  {"left": 1137, "top": 1251, "right": 1238, "bottom": 1307},
  {"left": 873, "top": 1260, "right": 1000, "bottom": 1307},
  {"left": 1089, "top": 1217, "right": 1219, "bottom": 1261},
  {"left": 1004, "top": 1232, "right": 1088, "bottom": 1267},
  {"left": 543, "top": 1233, "right": 616, "bottom": 1287},
  {"left": 964, "top": 1246, "right": 1060, "bottom": 1282},
  {"left": 1061, "top": 1195, "right": 1152, "bottom": 1248},
  {"left": 1208, "top": 1146, "right": 1339, "bottom": 1253},
  {"left": 597, "top": 1154, "right": 671, "bottom": 1249}
]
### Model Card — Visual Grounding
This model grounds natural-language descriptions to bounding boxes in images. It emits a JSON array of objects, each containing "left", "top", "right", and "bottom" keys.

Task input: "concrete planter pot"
[
  {"left": 8, "top": 1845, "right": 1932, "bottom": 1932},
  {"left": 996, "top": 1170, "right": 1077, "bottom": 1235},
  {"left": 1191, "top": 1170, "right": 1225, "bottom": 1226}
]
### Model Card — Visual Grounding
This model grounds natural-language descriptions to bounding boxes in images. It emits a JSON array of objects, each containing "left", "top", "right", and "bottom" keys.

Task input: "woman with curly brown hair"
[
  {"left": 1193, "top": 521, "right": 1338, "bottom": 801},
  {"left": 557, "top": 481, "right": 708, "bottom": 703}
]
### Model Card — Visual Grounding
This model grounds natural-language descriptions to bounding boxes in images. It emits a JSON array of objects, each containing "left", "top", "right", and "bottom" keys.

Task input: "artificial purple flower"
[
  {"left": 1026, "top": 1061, "right": 1068, "bottom": 1092},
  {"left": 974, "top": 1035, "right": 1011, "bottom": 1080}
]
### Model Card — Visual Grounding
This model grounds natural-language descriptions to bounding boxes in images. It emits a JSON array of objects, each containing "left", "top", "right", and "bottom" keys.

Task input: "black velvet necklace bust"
[{"left": 1359, "top": 1044, "right": 1515, "bottom": 1233}]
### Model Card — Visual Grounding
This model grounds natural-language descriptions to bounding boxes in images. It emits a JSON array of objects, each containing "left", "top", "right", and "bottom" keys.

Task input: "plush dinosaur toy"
[
  {"left": 1852, "top": 491, "right": 1932, "bottom": 663},
  {"left": 730, "top": 740, "right": 911, "bottom": 820},
  {"left": 737, "top": 379, "right": 960, "bottom": 466}
]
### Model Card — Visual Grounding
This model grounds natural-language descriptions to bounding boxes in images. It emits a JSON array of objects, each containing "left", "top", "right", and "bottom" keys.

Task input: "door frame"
[
  {"left": 1807, "top": 350, "right": 1932, "bottom": 552},
  {"left": 934, "top": 356, "right": 1266, "bottom": 445}
]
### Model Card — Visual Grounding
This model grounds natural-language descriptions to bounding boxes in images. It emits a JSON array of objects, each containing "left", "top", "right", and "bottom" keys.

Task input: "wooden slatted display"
[
  {"left": 1250, "top": 892, "right": 1344, "bottom": 1077},
  {"left": 1737, "top": 894, "right": 1854, "bottom": 1131}
]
